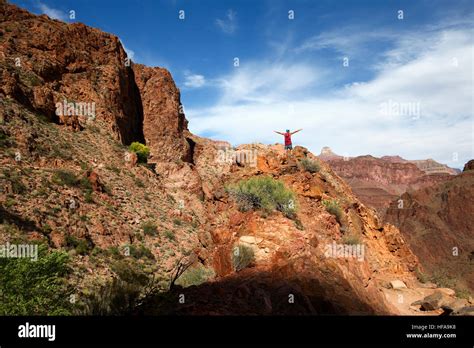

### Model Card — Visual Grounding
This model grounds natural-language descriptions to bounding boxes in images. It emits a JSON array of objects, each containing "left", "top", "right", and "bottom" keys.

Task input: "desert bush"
[
  {"left": 134, "top": 177, "right": 145, "bottom": 188},
  {"left": 0, "top": 131, "right": 13, "bottom": 148},
  {"left": 322, "top": 199, "right": 343, "bottom": 224},
  {"left": 80, "top": 259, "right": 161, "bottom": 315},
  {"left": 142, "top": 221, "right": 158, "bottom": 236},
  {"left": 175, "top": 264, "right": 215, "bottom": 288},
  {"left": 227, "top": 176, "right": 297, "bottom": 217},
  {"left": 3, "top": 170, "right": 27, "bottom": 194},
  {"left": 129, "top": 244, "right": 155, "bottom": 260},
  {"left": 300, "top": 158, "right": 320, "bottom": 173},
  {"left": 429, "top": 270, "right": 456, "bottom": 289},
  {"left": 342, "top": 234, "right": 362, "bottom": 245},
  {"left": 232, "top": 244, "right": 255, "bottom": 271},
  {"left": 0, "top": 244, "right": 73, "bottom": 315},
  {"left": 415, "top": 266, "right": 429, "bottom": 283},
  {"left": 84, "top": 189, "right": 93, "bottom": 203},
  {"left": 52, "top": 169, "right": 79, "bottom": 187},
  {"left": 163, "top": 230, "right": 175, "bottom": 241},
  {"left": 455, "top": 287, "right": 471, "bottom": 300},
  {"left": 129, "top": 142, "right": 150, "bottom": 163},
  {"left": 65, "top": 235, "right": 92, "bottom": 255}
]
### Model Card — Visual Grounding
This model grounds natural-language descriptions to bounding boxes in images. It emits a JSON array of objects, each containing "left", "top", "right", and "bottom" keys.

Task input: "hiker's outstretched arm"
[
  {"left": 291, "top": 128, "right": 303, "bottom": 135},
  {"left": 274, "top": 131, "right": 284, "bottom": 135}
]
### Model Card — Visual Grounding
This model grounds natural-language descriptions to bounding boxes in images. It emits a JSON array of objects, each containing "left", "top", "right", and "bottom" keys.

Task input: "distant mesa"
[
  {"left": 318, "top": 146, "right": 459, "bottom": 214},
  {"left": 319, "top": 146, "right": 343, "bottom": 160},
  {"left": 319, "top": 147, "right": 458, "bottom": 176}
]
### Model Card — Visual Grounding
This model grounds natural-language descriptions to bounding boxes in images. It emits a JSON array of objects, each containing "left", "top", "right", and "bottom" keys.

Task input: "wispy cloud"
[
  {"left": 216, "top": 9, "right": 237, "bottom": 34},
  {"left": 187, "top": 26, "right": 473, "bottom": 168},
  {"left": 183, "top": 71, "right": 206, "bottom": 88},
  {"left": 215, "top": 62, "right": 321, "bottom": 104},
  {"left": 37, "top": 2, "right": 67, "bottom": 21}
]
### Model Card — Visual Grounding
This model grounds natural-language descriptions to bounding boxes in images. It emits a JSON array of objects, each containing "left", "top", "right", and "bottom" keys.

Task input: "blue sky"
[{"left": 11, "top": 0, "right": 474, "bottom": 168}]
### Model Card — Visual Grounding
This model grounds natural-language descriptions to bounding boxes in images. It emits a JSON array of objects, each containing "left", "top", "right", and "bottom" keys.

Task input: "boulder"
[
  {"left": 390, "top": 280, "right": 407, "bottom": 290},
  {"left": 451, "top": 306, "right": 474, "bottom": 316},
  {"left": 86, "top": 170, "right": 104, "bottom": 193},
  {"left": 239, "top": 235, "right": 263, "bottom": 245},
  {"left": 420, "top": 291, "right": 452, "bottom": 311},
  {"left": 441, "top": 298, "right": 469, "bottom": 314}
]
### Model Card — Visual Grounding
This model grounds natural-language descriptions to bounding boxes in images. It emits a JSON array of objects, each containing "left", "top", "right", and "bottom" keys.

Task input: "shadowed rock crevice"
[{"left": 182, "top": 137, "right": 196, "bottom": 164}]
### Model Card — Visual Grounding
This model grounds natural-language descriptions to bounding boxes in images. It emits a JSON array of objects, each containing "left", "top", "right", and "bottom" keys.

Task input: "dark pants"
[{"left": 285, "top": 144, "right": 293, "bottom": 150}]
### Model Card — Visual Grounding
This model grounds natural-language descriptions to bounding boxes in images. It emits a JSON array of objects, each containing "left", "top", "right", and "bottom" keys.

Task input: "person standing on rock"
[{"left": 274, "top": 129, "right": 303, "bottom": 151}]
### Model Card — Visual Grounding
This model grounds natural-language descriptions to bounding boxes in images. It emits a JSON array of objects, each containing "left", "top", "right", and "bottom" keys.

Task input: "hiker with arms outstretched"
[{"left": 274, "top": 129, "right": 303, "bottom": 151}]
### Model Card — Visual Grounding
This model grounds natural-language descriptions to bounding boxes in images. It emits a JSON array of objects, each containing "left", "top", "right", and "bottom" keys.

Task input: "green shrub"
[
  {"left": 231, "top": 244, "right": 255, "bottom": 271},
  {"left": 175, "top": 264, "right": 215, "bottom": 288},
  {"left": 227, "top": 176, "right": 297, "bottom": 218},
  {"left": 78, "top": 259, "right": 156, "bottom": 315},
  {"left": 429, "top": 270, "right": 456, "bottom": 289},
  {"left": 0, "top": 132, "right": 13, "bottom": 148},
  {"left": 415, "top": 266, "right": 429, "bottom": 284},
  {"left": 84, "top": 189, "right": 94, "bottom": 203},
  {"left": 107, "top": 246, "right": 123, "bottom": 259},
  {"left": 142, "top": 221, "right": 158, "bottom": 236},
  {"left": 134, "top": 178, "right": 145, "bottom": 188},
  {"left": 129, "top": 142, "right": 150, "bottom": 163},
  {"left": 129, "top": 244, "right": 155, "bottom": 260},
  {"left": 52, "top": 170, "right": 78, "bottom": 186},
  {"left": 322, "top": 199, "right": 343, "bottom": 224},
  {"left": 0, "top": 244, "right": 73, "bottom": 315},
  {"left": 342, "top": 234, "right": 362, "bottom": 245},
  {"left": 41, "top": 224, "right": 52, "bottom": 235},
  {"left": 65, "top": 235, "right": 91, "bottom": 255},
  {"left": 300, "top": 158, "right": 320, "bottom": 173},
  {"left": 5, "top": 197, "right": 16, "bottom": 207},
  {"left": 164, "top": 230, "right": 175, "bottom": 241},
  {"left": 79, "top": 176, "right": 93, "bottom": 191},
  {"left": 106, "top": 165, "right": 121, "bottom": 174},
  {"left": 455, "top": 287, "right": 471, "bottom": 300},
  {"left": 3, "top": 170, "right": 27, "bottom": 194}
]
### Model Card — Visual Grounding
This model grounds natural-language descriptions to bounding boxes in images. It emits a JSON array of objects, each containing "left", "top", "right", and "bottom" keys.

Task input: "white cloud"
[
  {"left": 216, "top": 10, "right": 237, "bottom": 34},
  {"left": 120, "top": 41, "right": 135, "bottom": 60},
  {"left": 183, "top": 71, "right": 206, "bottom": 88},
  {"left": 216, "top": 62, "right": 322, "bottom": 104},
  {"left": 37, "top": 2, "right": 67, "bottom": 21},
  {"left": 296, "top": 27, "right": 396, "bottom": 56},
  {"left": 187, "top": 28, "right": 473, "bottom": 168}
]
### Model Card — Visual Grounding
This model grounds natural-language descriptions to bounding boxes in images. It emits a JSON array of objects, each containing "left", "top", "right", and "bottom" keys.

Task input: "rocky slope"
[
  {"left": 385, "top": 164, "right": 474, "bottom": 295},
  {"left": 319, "top": 147, "right": 456, "bottom": 214},
  {"left": 0, "top": 1, "right": 470, "bottom": 315}
]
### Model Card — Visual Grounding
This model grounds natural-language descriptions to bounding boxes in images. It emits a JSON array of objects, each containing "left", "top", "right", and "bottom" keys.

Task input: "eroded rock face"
[
  {"left": 0, "top": 1, "right": 145, "bottom": 144},
  {"left": 132, "top": 64, "right": 191, "bottom": 162},
  {"left": 385, "top": 165, "right": 474, "bottom": 293},
  {"left": 319, "top": 148, "right": 455, "bottom": 215},
  {"left": 169, "top": 143, "right": 421, "bottom": 315},
  {"left": 463, "top": 160, "right": 474, "bottom": 172}
]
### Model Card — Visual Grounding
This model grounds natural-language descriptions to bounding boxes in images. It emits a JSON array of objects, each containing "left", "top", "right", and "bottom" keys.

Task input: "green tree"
[{"left": 0, "top": 244, "right": 73, "bottom": 315}]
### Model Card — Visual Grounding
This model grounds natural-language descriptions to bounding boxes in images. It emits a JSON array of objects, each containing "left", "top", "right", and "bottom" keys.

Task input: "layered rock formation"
[
  {"left": 319, "top": 147, "right": 456, "bottom": 214},
  {"left": 385, "top": 163, "right": 474, "bottom": 293}
]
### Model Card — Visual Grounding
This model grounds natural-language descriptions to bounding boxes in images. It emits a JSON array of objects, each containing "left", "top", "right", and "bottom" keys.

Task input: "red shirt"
[{"left": 284, "top": 132, "right": 292, "bottom": 145}]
